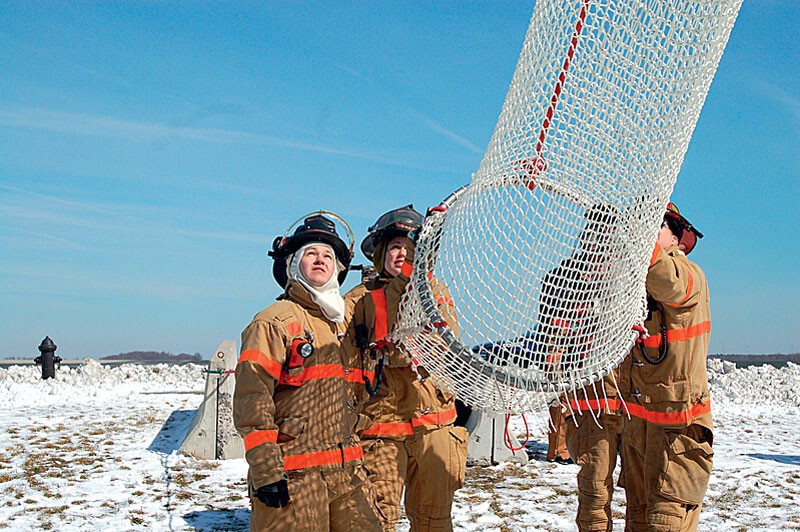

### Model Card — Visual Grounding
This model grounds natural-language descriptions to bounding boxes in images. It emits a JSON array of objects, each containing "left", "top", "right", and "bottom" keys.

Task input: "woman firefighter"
[
  {"left": 233, "top": 212, "right": 381, "bottom": 531},
  {"left": 345, "top": 205, "right": 469, "bottom": 531}
]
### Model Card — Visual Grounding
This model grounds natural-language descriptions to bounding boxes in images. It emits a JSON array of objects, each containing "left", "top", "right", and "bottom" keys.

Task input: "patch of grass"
[
  {"left": 0, "top": 472, "right": 18, "bottom": 483},
  {"left": 172, "top": 473, "right": 191, "bottom": 487},
  {"left": 42, "top": 505, "right": 69, "bottom": 515}
]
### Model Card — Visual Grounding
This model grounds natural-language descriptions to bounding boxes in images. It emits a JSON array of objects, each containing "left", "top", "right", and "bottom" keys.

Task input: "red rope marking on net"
[
  {"left": 503, "top": 413, "right": 530, "bottom": 453},
  {"left": 527, "top": 0, "right": 591, "bottom": 189}
]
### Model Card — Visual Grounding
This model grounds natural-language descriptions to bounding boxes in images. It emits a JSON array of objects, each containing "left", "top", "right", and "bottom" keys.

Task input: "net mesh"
[{"left": 393, "top": 0, "right": 742, "bottom": 414}]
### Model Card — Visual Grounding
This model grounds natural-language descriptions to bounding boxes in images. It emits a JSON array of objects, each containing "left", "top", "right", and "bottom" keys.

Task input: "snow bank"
[
  {"left": 707, "top": 359, "right": 800, "bottom": 409},
  {"left": 0, "top": 360, "right": 205, "bottom": 408}
]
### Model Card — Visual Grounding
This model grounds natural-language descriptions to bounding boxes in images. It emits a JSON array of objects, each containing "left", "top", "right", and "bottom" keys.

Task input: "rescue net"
[{"left": 393, "top": 0, "right": 742, "bottom": 414}]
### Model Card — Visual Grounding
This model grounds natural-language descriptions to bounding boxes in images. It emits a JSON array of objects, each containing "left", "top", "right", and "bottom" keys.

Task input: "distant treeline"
[
  {"left": 709, "top": 353, "right": 800, "bottom": 365},
  {"left": 100, "top": 350, "right": 205, "bottom": 362}
]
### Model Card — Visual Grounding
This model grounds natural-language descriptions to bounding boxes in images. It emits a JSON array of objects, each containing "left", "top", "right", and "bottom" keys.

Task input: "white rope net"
[{"left": 393, "top": 0, "right": 742, "bottom": 414}]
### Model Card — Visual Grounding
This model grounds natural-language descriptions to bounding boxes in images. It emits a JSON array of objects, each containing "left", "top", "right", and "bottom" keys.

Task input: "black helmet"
[
  {"left": 269, "top": 211, "right": 354, "bottom": 288},
  {"left": 360, "top": 205, "right": 424, "bottom": 261},
  {"left": 664, "top": 202, "right": 703, "bottom": 254}
]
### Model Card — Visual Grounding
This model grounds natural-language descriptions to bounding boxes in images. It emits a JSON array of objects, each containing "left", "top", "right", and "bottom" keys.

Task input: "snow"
[{"left": 1, "top": 359, "right": 798, "bottom": 530}]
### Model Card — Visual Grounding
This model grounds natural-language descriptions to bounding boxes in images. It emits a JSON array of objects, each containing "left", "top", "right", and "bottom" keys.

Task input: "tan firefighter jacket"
[
  {"left": 619, "top": 243, "right": 712, "bottom": 428},
  {"left": 233, "top": 280, "right": 371, "bottom": 490},
  {"left": 344, "top": 272, "right": 459, "bottom": 440}
]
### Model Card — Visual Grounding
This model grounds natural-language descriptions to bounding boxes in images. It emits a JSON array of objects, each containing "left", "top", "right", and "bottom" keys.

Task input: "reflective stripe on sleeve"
[
  {"left": 243, "top": 429, "right": 278, "bottom": 451},
  {"left": 239, "top": 349, "right": 283, "bottom": 380},
  {"left": 640, "top": 321, "right": 711, "bottom": 348}
]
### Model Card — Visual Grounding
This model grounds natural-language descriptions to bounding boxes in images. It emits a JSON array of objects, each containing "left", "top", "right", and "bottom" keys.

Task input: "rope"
[{"left": 503, "top": 413, "right": 530, "bottom": 453}]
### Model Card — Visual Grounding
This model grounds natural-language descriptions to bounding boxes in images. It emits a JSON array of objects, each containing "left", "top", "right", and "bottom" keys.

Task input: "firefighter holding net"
[{"left": 346, "top": 205, "right": 469, "bottom": 531}]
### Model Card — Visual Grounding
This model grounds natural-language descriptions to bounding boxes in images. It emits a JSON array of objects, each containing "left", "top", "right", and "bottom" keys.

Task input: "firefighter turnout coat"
[
  {"left": 621, "top": 243, "right": 712, "bottom": 428},
  {"left": 619, "top": 243, "right": 714, "bottom": 532},
  {"left": 233, "top": 280, "right": 380, "bottom": 531},
  {"left": 344, "top": 272, "right": 469, "bottom": 531}
]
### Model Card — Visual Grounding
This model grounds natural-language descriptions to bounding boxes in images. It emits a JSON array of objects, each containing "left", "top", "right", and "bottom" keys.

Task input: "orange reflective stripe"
[
  {"left": 362, "top": 421, "right": 414, "bottom": 437},
  {"left": 239, "top": 349, "right": 283, "bottom": 380},
  {"left": 411, "top": 406, "right": 457, "bottom": 428},
  {"left": 370, "top": 289, "right": 388, "bottom": 342},
  {"left": 569, "top": 398, "right": 622, "bottom": 412},
  {"left": 243, "top": 429, "right": 278, "bottom": 451},
  {"left": 435, "top": 296, "right": 455, "bottom": 307},
  {"left": 281, "top": 364, "right": 366, "bottom": 386},
  {"left": 665, "top": 269, "right": 694, "bottom": 307},
  {"left": 283, "top": 444, "right": 364, "bottom": 471},
  {"left": 649, "top": 243, "right": 661, "bottom": 267},
  {"left": 626, "top": 400, "right": 711, "bottom": 425},
  {"left": 641, "top": 320, "right": 711, "bottom": 348},
  {"left": 401, "top": 261, "right": 414, "bottom": 278}
]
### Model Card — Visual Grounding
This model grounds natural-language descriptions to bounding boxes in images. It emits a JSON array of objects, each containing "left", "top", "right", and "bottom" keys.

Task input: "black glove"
[{"left": 255, "top": 478, "right": 290, "bottom": 508}]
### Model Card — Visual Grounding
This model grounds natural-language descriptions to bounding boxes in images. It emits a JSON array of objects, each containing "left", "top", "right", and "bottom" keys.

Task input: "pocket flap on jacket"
[{"left": 277, "top": 417, "right": 307, "bottom": 440}]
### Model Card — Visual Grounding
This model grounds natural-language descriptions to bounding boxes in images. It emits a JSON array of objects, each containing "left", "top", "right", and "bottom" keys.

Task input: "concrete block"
[
  {"left": 466, "top": 410, "right": 529, "bottom": 466},
  {"left": 179, "top": 340, "right": 245, "bottom": 460}
]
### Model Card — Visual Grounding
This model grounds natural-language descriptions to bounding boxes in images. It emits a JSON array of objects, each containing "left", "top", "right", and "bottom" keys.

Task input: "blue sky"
[{"left": 1, "top": 2, "right": 798, "bottom": 359}]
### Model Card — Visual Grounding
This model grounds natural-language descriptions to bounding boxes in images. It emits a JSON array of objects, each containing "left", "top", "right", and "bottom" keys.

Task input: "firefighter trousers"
[
  {"left": 565, "top": 412, "right": 623, "bottom": 532},
  {"left": 362, "top": 425, "right": 469, "bottom": 531},
  {"left": 249, "top": 464, "right": 381, "bottom": 532},
  {"left": 620, "top": 416, "right": 714, "bottom": 532},
  {"left": 547, "top": 404, "right": 570, "bottom": 461}
]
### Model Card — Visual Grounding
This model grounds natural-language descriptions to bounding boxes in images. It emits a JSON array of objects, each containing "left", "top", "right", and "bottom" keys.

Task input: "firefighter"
[
  {"left": 619, "top": 202, "right": 713, "bottom": 531},
  {"left": 233, "top": 212, "right": 381, "bottom": 532},
  {"left": 541, "top": 205, "right": 623, "bottom": 531},
  {"left": 345, "top": 205, "right": 469, "bottom": 531},
  {"left": 547, "top": 396, "right": 572, "bottom": 464}
]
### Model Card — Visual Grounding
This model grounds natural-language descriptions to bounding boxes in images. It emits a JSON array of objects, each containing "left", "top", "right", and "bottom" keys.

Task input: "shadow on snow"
[
  {"left": 183, "top": 508, "right": 249, "bottom": 531},
  {"left": 744, "top": 453, "right": 800, "bottom": 466},
  {"left": 148, "top": 409, "right": 196, "bottom": 454}
]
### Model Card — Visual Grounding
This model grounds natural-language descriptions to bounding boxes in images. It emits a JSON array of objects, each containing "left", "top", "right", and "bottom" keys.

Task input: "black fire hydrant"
[{"left": 34, "top": 336, "right": 61, "bottom": 380}]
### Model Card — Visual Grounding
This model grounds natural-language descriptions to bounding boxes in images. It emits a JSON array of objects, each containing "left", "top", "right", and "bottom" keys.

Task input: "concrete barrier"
[
  {"left": 179, "top": 340, "right": 244, "bottom": 460},
  {"left": 466, "top": 410, "right": 529, "bottom": 466},
  {"left": 177, "top": 340, "right": 528, "bottom": 465}
]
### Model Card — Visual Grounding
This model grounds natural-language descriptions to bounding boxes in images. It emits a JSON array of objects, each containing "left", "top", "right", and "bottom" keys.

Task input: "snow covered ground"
[{"left": 0, "top": 359, "right": 798, "bottom": 531}]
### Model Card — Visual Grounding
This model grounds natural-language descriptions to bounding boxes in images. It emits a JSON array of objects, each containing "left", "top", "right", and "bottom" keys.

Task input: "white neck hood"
[{"left": 287, "top": 242, "right": 346, "bottom": 323}]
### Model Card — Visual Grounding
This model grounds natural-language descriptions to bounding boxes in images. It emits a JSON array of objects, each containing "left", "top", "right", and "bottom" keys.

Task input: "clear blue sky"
[{"left": 1, "top": 2, "right": 798, "bottom": 359}]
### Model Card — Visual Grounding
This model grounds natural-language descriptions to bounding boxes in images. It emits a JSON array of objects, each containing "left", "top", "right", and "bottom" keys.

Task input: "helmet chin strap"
[{"left": 287, "top": 243, "right": 346, "bottom": 323}]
